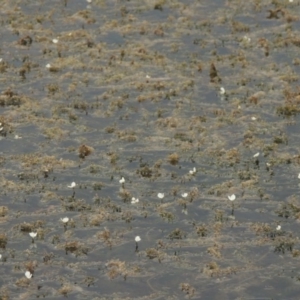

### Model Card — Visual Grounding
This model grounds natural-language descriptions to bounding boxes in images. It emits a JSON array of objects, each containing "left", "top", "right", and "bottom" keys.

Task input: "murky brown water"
[{"left": 1, "top": 0, "right": 300, "bottom": 299}]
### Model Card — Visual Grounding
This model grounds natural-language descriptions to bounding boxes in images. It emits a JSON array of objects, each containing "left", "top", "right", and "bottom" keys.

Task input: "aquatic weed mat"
[{"left": 1, "top": 0, "right": 300, "bottom": 299}]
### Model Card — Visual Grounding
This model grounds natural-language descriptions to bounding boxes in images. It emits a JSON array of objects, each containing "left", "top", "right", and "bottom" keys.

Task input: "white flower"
[
  {"left": 227, "top": 194, "right": 236, "bottom": 201},
  {"left": 219, "top": 87, "right": 226, "bottom": 95},
  {"left": 0, "top": 58, "right": 2, "bottom": 62},
  {"left": 14, "top": 135, "right": 22, "bottom": 139},
  {"left": 135, "top": 236, "right": 141, "bottom": 242},
  {"left": 0, "top": 254, "right": 2, "bottom": 260},
  {"left": 87, "top": 0, "right": 92, "bottom": 2},
  {"left": 289, "top": 0, "right": 293, "bottom": 2},
  {"left": 131, "top": 197, "right": 139, "bottom": 204},
  {"left": 253, "top": 152, "right": 260, "bottom": 158},
  {"left": 181, "top": 193, "right": 188, "bottom": 198},
  {"left": 29, "top": 232, "right": 37, "bottom": 239},
  {"left": 298, "top": 173, "right": 300, "bottom": 179},
  {"left": 276, "top": 225, "right": 281, "bottom": 231},
  {"left": 52, "top": 38, "right": 58, "bottom": 44},
  {"left": 68, "top": 182, "right": 76, "bottom": 188},
  {"left": 46, "top": 63, "right": 51, "bottom": 68},
  {"left": 189, "top": 167, "right": 196, "bottom": 175},
  {"left": 251, "top": 117, "right": 256, "bottom": 121},
  {"left": 25, "top": 271, "right": 32, "bottom": 279},
  {"left": 243, "top": 35, "right": 251, "bottom": 43},
  {"left": 119, "top": 177, "right": 125, "bottom": 184},
  {"left": 157, "top": 193, "right": 164, "bottom": 199},
  {"left": 0, "top": 127, "right": 3, "bottom": 132},
  {"left": 61, "top": 217, "right": 69, "bottom": 223}
]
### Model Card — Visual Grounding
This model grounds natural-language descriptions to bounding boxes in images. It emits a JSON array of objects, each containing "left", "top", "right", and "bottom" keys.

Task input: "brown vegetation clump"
[
  {"left": 78, "top": 144, "right": 94, "bottom": 158},
  {"left": 106, "top": 259, "right": 127, "bottom": 280},
  {"left": 58, "top": 285, "right": 72, "bottom": 297},
  {"left": 0, "top": 234, "right": 7, "bottom": 249},
  {"left": 167, "top": 153, "right": 179, "bottom": 165},
  {"left": 0, "top": 206, "right": 8, "bottom": 217}
]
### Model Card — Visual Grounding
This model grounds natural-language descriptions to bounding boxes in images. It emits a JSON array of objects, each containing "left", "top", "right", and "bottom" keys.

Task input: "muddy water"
[{"left": 1, "top": 0, "right": 300, "bottom": 299}]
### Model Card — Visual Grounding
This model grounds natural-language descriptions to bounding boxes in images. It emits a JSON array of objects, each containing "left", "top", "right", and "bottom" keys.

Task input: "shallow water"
[{"left": 1, "top": 0, "right": 300, "bottom": 299}]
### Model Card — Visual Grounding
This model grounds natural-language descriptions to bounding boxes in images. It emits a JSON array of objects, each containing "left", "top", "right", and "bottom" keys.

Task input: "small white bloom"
[
  {"left": 298, "top": 173, "right": 300, "bottom": 179},
  {"left": 68, "top": 182, "right": 76, "bottom": 188},
  {"left": 0, "top": 127, "right": 3, "bottom": 132},
  {"left": 243, "top": 35, "right": 251, "bottom": 43},
  {"left": 135, "top": 236, "right": 141, "bottom": 242},
  {"left": 0, "top": 58, "right": 2, "bottom": 62},
  {"left": 29, "top": 232, "right": 37, "bottom": 239},
  {"left": 52, "top": 38, "right": 58, "bottom": 44},
  {"left": 182, "top": 209, "right": 188, "bottom": 215},
  {"left": 119, "top": 177, "right": 125, "bottom": 184},
  {"left": 251, "top": 117, "right": 256, "bottom": 121},
  {"left": 61, "top": 217, "right": 69, "bottom": 223},
  {"left": 219, "top": 87, "right": 226, "bottom": 95},
  {"left": 253, "top": 152, "right": 260, "bottom": 158},
  {"left": 181, "top": 193, "right": 188, "bottom": 198},
  {"left": 25, "top": 271, "right": 32, "bottom": 279},
  {"left": 146, "top": 74, "right": 151, "bottom": 79},
  {"left": 289, "top": 0, "right": 293, "bottom": 2},
  {"left": 189, "top": 167, "right": 196, "bottom": 175},
  {"left": 227, "top": 194, "right": 236, "bottom": 201},
  {"left": 14, "top": 135, "right": 22, "bottom": 139},
  {"left": 131, "top": 197, "right": 139, "bottom": 204},
  {"left": 276, "top": 225, "right": 281, "bottom": 231},
  {"left": 0, "top": 254, "right": 2, "bottom": 260},
  {"left": 157, "top": 193, "right": 164, "bottom": 199},
  {"left": 46, "top": 63, "right": 51, "bottom": 68}
]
